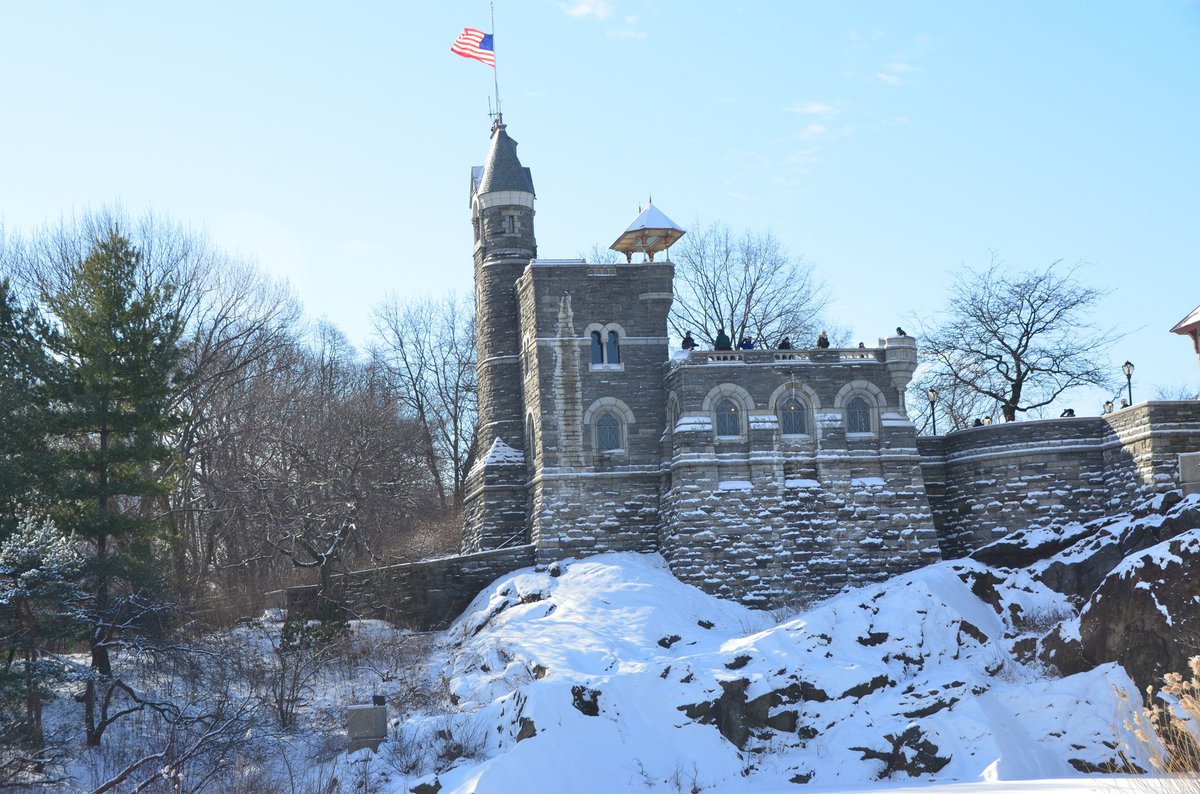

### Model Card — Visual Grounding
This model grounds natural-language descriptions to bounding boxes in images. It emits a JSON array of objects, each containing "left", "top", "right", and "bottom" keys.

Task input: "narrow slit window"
[
  {"left": 606, "top": 330, "right": 621, "bottom": 364},
  {"left": 591, "top": 331, "right": 604, "bottom": 364}
]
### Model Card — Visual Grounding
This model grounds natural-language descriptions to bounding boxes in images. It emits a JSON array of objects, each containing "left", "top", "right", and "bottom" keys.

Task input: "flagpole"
[{"left": 491, "top": 0, "right": 502, "bottom": 120}]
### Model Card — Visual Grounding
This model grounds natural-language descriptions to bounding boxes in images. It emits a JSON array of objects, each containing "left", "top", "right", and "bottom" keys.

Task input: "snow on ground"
[{"left": 391, "top": 552, "right": 1152, "bottom": 794}]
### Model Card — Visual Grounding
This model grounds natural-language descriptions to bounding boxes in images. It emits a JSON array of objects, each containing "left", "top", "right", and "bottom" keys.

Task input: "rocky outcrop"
[{"left": 1076, "top": 528, "right": 1200, "bottom": 691}]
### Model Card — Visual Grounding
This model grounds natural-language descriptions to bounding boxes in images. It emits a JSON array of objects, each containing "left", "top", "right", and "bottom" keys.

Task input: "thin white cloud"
[
  {"left": 561, "top": 0, "right": 613, "bottom": 20},
  {"left": 803, "top": 123, "right": 827, "bottom": 137},
  {"left": 877, "top": 71, "right": 902, "bottom": 86},
  {"left": 885, "top": 61, "right": 917, "bottom": 73}
]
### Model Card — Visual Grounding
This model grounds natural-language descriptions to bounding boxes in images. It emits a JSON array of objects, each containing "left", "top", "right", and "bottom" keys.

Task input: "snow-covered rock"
[{"left": 403, "top": 553, "right": 1147, "bottom": 793}]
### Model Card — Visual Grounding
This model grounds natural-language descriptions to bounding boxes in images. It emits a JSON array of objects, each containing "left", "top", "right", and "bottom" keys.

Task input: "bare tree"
[
  {"left": 910, "top": 373, "right": 1001, "bottom": 434},
  {"left": 235, "top": 324, "right": 434, "bottom": 609},
  {"left": 916, "top": 257, "right": 1118, "bottom": 423},
  {"left": 578, "top": 243, "right": 623, "bottom": 264},
  {"left": 668, "top": 221, "right": 831, "bottom": 349},
  {"left": 373, "top": 292, "right": 477, "bottom": 512}
]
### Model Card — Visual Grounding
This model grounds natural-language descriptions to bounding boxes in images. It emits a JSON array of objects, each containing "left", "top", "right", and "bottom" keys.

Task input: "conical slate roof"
[{"left": 474, "top": 121, "right": 535, "bottom": 196}]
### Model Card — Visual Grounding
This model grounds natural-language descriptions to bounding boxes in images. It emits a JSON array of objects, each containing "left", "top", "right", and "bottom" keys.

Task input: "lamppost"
[
  {"left": 1122, "top": 361, "right": 1135, "bottom": 406},
  {"left": 927, "top": 388, "right": 938, "bottom": 435}
]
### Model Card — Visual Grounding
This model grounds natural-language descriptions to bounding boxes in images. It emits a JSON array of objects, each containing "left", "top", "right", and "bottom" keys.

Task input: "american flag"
[{"left": 451, "top": 28, "right": 495, "bottom": 67}]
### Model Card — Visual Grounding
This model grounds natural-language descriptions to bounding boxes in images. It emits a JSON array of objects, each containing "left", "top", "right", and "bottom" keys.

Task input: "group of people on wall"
[{"left": 680, "top": 328, "right": 870, "bottom": 352}]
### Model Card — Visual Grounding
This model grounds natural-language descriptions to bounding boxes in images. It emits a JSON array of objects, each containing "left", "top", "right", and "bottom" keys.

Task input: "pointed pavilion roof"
[
  {"left": 610, "top": 203, "right": 686, "bottom": 262},
  {"left": 472, "top": 117, "right": 535, "bottom": 197}
]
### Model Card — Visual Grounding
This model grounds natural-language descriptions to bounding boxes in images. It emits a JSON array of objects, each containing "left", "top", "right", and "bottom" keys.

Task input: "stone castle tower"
[
  {"left": 462, "top": 116, "right": 537, "bottom": 551},
  {"left": 462, "top": 118, "right": 945, "bottom": 604}
]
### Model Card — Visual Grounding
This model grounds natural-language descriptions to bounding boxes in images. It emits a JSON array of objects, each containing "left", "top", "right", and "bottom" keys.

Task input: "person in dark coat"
[
  {"left": 816, "top": 330, "right": 830, "bottom": 349},
  {"left": 682, "top": 331, "right": 696, "bottom": 350},
  {"left": 778, "top": 336, "right": 792, "bottom": 350},
  {"left": 714, "top": 328, "right": 732, "bottom": 350},
  {"left": 896, "top": 326, "right": 907, "bottom": 336}
]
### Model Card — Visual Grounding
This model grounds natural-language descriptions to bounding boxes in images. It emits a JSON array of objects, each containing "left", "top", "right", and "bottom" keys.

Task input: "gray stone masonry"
[
  {"left": 284, "top": 545, "right": 536, "bottom": 631},
  {"left": 919, "top": 401, "right": 1200, "bottom": 558},
  {"left": 518, "top": 260, "right": 673, "bottom": 558},
  {"left": 659, "top": 338, "right": 940, "bottom": 604}
]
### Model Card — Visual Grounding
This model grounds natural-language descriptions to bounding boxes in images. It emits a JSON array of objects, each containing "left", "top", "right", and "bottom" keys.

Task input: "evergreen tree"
[
  {"left": 0, "top": 516, "right": 86, "bottom": 752},
  {"left": 40, "top": 230, "right": 187, "bottom": 746},
  {"left": 0, "top": 279, "right": 51, "bottom": 539}
]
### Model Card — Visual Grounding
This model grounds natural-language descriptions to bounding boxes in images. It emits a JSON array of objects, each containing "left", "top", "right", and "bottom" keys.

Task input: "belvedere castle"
[{"left": 289, "top": 119, "right": 1200, "bottom": 628}]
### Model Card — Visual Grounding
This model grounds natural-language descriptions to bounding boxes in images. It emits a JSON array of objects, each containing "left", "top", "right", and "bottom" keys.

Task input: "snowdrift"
[{"left": 401, "top": 550, "right": 1150, "bottom": 793}]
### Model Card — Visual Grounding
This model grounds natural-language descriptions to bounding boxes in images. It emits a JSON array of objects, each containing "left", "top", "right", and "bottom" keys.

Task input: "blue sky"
[{"left": 2, "top": 1, "right": 1198, "bottom": 409}]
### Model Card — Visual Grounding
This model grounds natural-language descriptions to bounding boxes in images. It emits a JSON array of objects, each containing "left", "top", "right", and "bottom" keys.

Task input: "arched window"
[
  {"left": 779, "top": 397, "right": 808, "bottom": 435},
  {"left": 590, "top": 331, "right": 604, "bottom": 365},
  {"left": 595, "top": 413, "right": 621, "bottom": 451},
  {"left": 606, "top": 330, "right": 621, "bottom": 364},
  {"left": 847, "top": 396, "right": 872, "bottom": 434},
  {"left": 715, "top": 398, "right": 741, "bottom": 437}
]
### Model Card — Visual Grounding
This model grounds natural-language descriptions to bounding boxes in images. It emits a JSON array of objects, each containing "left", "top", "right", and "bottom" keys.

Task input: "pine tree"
[
  {"left": 40, "top": 230, "right": 187, "bottom": 746},
  {"left": 0, "top": 516, "right": 86, "bottom": 751},
  {"left": 0, "top": 279, "right": 51, "bottom": 540}
]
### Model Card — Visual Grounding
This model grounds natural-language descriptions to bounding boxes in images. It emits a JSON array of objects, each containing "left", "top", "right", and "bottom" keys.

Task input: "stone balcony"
[{"left": 674, "top": 347, "right": 885, "bottom": 366}]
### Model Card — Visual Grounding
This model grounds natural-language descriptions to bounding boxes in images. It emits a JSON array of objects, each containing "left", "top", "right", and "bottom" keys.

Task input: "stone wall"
[
  {"left": 657, "top": 339, "right": 941, "bottom": 607},
  {"left": 660, "top": 471, "right": 941, "bottom": 607},
  {"left": 287, "top": 545, "right": 537, "bottom": 631},
  {"left": 516, "top": 259, "right": 674, "bottom": 560},
  {"left": 920, "top": 401, "right": 1200, "bottom": 558},
  {"left": 530, "top": 472, "right": 661, "bottom": 561}
]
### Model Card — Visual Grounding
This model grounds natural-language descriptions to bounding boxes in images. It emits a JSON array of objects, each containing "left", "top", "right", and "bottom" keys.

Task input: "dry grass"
[{"left": 1121, "top": 656, "right": 1200, "bottom": 792}]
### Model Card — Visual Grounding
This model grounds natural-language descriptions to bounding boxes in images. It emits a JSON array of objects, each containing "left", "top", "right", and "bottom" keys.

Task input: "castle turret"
[{"left": 463, "top": 117, "right": 536, "bottom": 552}]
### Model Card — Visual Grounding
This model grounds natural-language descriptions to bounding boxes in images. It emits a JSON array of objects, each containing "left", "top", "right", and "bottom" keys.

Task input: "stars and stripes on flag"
[{"left": 451, "top": 28, "right": 495, "bottom": 67}]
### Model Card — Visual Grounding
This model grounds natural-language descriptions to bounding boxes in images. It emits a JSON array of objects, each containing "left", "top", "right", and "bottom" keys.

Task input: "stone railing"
[{"left": 683, "top": 348, "right": 884, "bottom": 365}]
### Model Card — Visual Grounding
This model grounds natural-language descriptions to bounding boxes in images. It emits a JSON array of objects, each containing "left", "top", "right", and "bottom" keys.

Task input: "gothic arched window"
[
  {"left": 606, "top": 330, "right": 621, "bottom": 364},
  {"left": 779, "top": 397, "right": 808, "bottom": 436},
  {"left": 715, "top": 398, "right": 741, "bottom": 437},
  {"left": 847, "top": 396, "right": 872, "bottom": 434},
  {"left": 595, "top": 413, "right": 621, "bottom": 451},
  {"left": 590, "top": 331, "right": 604, "bottom": 365}
]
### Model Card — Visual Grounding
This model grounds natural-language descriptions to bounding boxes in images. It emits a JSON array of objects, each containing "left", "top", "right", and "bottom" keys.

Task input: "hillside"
[
  {"left": 387, "top": 493, "right": 1200, "bottom": 793},
  {"left": 28, "top": 495, "right": 1198, "bottom": 791}
]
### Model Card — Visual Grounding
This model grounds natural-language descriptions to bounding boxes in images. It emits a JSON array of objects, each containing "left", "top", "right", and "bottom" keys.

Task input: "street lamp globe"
[{"left": 1122, "top": 361, "right": 1135, "bottom": 406}]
